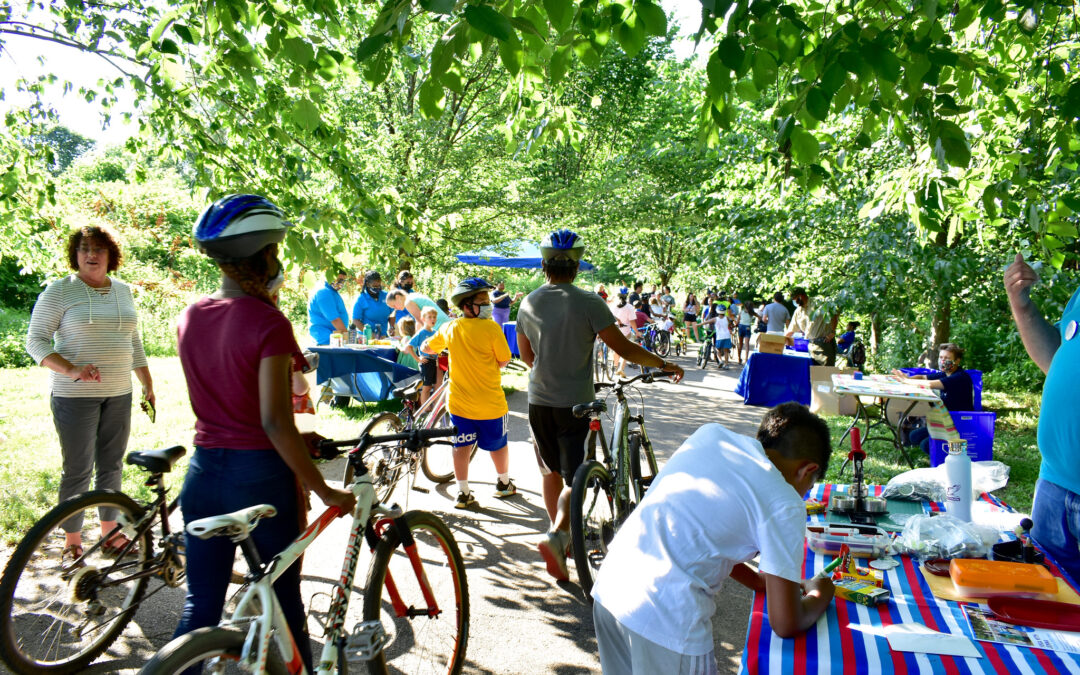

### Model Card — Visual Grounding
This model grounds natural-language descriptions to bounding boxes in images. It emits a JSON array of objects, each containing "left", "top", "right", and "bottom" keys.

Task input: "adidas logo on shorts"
[{"left": 454, "top": 431, "right": 478, "bottom": 445}]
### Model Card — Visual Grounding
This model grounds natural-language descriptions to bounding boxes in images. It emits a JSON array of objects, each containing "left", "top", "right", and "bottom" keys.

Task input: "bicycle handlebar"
[
  {"left": 319, "top": 426, "right": 460, "bottom": 456},
  {"left": 597, "top": 370, "right": 674, "bottom": 390}
]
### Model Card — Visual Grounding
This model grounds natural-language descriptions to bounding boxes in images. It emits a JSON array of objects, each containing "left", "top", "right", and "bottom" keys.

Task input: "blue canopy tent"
[{"left": 455, "top": 240, "right": 596, "bottom": 271}]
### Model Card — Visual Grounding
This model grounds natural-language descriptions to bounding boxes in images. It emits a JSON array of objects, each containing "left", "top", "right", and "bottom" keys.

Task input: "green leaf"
[
  {"left": 735, "top": 80, "right": 759, "bottom": 101},
  {"left": 805, "top": 86, "right": 831, "bottom": 122},
  {"left": 615, "top": 18, "right": 646, "bottom": 56},
  {"left": 838, "top": 50, "right": 862, "bottom": 74},
  {"left": 636, "top": 1, "right": 667, "bottom": 36},
  {"left": 419, "top": 0, "right": 456, "bottom": 14},
  {"left": 364, "top": 50, "right": 392, "bottom": 87},
  {"left": 936, "top": 120, "right": 971, "bottom": 168},
  {"left": 544, "top": 0, "right": 573, "bottom": 32},
  {"left": 1063, "top": 81, "right": 1080, "bottom": 119},
  {"left": 819, "top": 62, "right": 846, "bottom": 95},
  {"left": 419, "top": 79, "right": 446, "bottom": 119},
  {"left": 173, "top": 24, "right": 196, "bottom": 44},
  {"left": 292, "top": 99, "right": 322, "bottom": 132},
  {"left": 498, "top": 33, "right": 523, "bottom": 75},
  {"left": 717, "top": 36, "right": 745, "bottom": 72},
  {"left": 789, "top": 127, "right": 819, "bottom": 164},
  {"left": 356, "top": 35, "right": 388, "bottom": 63},
  {"left": 464, "top": 5, "right": 513, "bottom": 41},
  {"left": 752, "top": 50, "right": 777, "bottom": 90},
  {"left": 776, "top": 19, "right": 802, "bottom": 64},
  {"left": 550, "top": 45, "right": 572, "bottom": 84},
  {"left": 509, "top": 15, "right": 543, "bottom": 36},
  {"left": 864, "top": 45, "right": 902, "bottom": 83},
  {"left": 282, "top": 38, "right": 315, "bottom": 67},
  {"left": 158, "top": 39, "right": 180, "bottom": 55}
]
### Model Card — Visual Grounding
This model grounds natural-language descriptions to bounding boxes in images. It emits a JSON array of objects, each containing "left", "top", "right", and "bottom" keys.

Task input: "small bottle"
[
  {"left": 348, "top": 327, "right": 357, "bottom": 344},
  {"left": 363, "top": 325, "right": 373, "bottom": 344},
  {"left": 944, "top": 440, "right": 972, "bottom": 522}
]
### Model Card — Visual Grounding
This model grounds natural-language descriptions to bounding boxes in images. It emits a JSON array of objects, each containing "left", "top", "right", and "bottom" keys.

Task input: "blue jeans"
[
  {"left": 174, "top": 448, "right": 312, "bottom": 672},
  {"left": 1032, "top": 479, "right": 1080, "bottom": 585},
  {"left": 908, "top": 426, "right": 931, "bottom": 455}
]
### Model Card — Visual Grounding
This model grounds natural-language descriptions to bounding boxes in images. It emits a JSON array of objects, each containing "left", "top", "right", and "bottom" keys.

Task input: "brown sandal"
[
  {"left": 100, "top": 536, "right": 139, "bottom": 558},
  {"left": 61, "top": 544, "right": 85, "bottom": 568}
]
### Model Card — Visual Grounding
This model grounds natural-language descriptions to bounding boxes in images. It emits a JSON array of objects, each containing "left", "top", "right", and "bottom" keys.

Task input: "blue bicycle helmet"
[
  {"left": 539, "top": 229, "right": 584, "bottom": 267},
  {"left": 450, "top": 277, "right": 495, "bottom": 307},
  {"left": 193, "top": 194, "right": 292, "bottom": 260}
]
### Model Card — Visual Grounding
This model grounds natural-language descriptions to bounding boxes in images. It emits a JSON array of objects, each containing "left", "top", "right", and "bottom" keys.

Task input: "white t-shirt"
[
  {"left": 591, "top": 424, "right": 806, "bottom": 655},
  {"left": 613, "top": 302, "right": 638, "bottom": 336},
  {"left": 715, "top": 317, "right": 732, "bottom": 340}
]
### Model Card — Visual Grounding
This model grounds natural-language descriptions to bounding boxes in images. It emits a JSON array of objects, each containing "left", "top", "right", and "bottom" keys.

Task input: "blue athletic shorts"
[
  {"left": 449, "top": 414, "right": 508, "bottom": 451},
  {"left": 716, "top": 338, "right": 733, "bottom": 350}
]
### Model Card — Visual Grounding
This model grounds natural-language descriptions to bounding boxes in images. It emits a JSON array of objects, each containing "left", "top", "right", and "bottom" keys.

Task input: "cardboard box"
[
  {"left": 758, "top": 333, "right": 787, "bottom": 355},
  {"left": 810, "top": 366, "right": 856, "bottom": 416}
]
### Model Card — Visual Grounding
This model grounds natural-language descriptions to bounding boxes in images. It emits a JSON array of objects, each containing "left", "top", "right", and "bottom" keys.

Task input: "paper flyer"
[{"left": 963, "top": 604, "right": 1080, "bottom": 654}]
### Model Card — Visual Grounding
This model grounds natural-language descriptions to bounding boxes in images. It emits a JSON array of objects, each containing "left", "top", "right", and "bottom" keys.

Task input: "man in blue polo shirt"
[
  {"left": 308, "top": 269, "right": 350, "bottom": 345},
  {"left": 1005, "top": 252, "right": 1080, "bottom": 581}
]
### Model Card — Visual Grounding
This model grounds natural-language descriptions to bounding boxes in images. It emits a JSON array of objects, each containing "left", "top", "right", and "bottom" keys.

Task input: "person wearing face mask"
[
  {"left": 351, "top": 271, "right": 393, "bottom": 339},
  {"left": 421, "top": 277, "right": 516, "bottom": 509},
  {"left": 174, "top": 195, "right": 355, "bottom": 672},
  {"left": 891, "top": 343, "right": 974, "bottom": 455},
  {"left": 307, "top": 268, "right": 350, "bottom": 345},
  {"left": 391, "top": 270, "right": 415, "bottom": 326},
  {"left": 785, "top": 287, "right": 838, "bottom": 366}
]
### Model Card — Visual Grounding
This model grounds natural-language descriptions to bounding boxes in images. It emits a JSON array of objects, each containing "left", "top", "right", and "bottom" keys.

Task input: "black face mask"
[
  {"left": 401, "top": 283, "right": 414, "bottom": 292},
  {"left": 367, "top": 285, "right": 382, "bottom": 298}
]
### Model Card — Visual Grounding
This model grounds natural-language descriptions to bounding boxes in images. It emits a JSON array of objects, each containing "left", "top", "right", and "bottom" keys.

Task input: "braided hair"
[{"left": 217, "top": 244, "right": 277, "bottom": 308}]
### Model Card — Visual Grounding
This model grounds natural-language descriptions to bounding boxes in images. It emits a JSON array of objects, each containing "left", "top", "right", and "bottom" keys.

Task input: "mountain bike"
[
  {"left": 568, "top": 371, "right": 670, "bottom": 597},
  {"left": 593, "top": 339, "right": 613, "bottom": 382},
  {"left": 342, "top": 375, "right": 477, "bottom": 502},
  {"left": 696, "top": 328, "right": 716, "bottom": 368},
  {"left": 141, "top": 426, "right": 468, "bottom": 675},
  {"left": 0, "top": 446, "right": 188, "bottom": 674}
]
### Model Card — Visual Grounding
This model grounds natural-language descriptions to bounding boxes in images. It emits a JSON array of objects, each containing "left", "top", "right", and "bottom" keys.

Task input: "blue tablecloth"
[
  {"left": 310, "top": 346, "right": 418, "bottom": 402},
  {"left": 503, "top": 321, "right": 520, "bottom": 358},
  {"left": 734, "top": 351, "right": 811, "bottom": 407}
]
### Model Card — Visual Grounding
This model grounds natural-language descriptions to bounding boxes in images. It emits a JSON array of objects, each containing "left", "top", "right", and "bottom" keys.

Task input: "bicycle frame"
[
  {"left": 584, "top": 379, "right": 658, "bottom": 516},
  {"left": 220, "top": 471, "right": 429, "bottom": 675}
]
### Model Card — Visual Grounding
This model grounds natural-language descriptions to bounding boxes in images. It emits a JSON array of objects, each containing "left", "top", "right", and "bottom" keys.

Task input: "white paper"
[{"left": 882, "top": 622, "right": 982, "bottom": 658}]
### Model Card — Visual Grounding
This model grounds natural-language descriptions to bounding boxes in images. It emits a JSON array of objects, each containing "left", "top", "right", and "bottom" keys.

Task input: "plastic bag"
[
  {"left": 881, "top": 461, "right": 1011, "bottom": 502},
  {"left": 894, "top": 513, "right": 1001, "bottom": 559}
]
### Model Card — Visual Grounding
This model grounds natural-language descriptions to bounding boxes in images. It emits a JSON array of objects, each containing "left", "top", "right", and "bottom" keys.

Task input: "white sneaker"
[{"left": 538, "top": 529, "right": 570, "bottom": 582}]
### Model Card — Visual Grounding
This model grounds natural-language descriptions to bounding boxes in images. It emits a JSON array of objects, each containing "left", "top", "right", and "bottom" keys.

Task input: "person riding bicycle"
[
  {"left": 421, "top": 277, "right": 516, "bottom": 509},
  {"left": 515, "top": 229, "right": 684, "bottom": 583},
  {"left": 592, "top": 403, "right": 835, "bottom": 672},
  {"left": 173, "top": 195, "right": 356, "bottom": 673}
]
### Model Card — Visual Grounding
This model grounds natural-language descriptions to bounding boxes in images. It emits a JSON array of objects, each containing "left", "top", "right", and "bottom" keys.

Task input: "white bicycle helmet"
[
  {"left": 539, "top": 229, "right": 584, "bottom": 267},
  {"left": 193, "top": 194, "right": 291, "bottom": 260}
]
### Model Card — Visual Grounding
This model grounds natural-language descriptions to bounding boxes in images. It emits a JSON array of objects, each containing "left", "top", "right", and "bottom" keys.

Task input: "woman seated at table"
[{"left": 891, "top": 342, "right": 974, "bottom": 454}]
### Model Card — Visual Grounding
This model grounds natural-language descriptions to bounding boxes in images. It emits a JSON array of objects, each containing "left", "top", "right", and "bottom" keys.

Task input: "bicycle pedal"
[
  {"left": 411, "top": 485, "right": 430, "bottom": 494},
  {"left": 345, "top": 620, "right": 388, "bottom": 662}
]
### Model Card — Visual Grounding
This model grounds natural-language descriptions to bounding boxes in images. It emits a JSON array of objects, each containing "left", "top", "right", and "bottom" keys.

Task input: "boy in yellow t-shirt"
[{"left": 423, "top": 278, "right": 515, "bottom": 509}]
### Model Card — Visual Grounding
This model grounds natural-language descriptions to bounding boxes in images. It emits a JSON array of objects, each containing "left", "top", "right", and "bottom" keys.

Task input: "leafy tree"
[{"left": 24, "top": 126, "right": 95, "bottom": 176}]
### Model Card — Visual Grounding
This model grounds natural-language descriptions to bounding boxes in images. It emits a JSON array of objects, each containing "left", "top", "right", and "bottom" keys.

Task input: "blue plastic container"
[
  {"left": 929, "top": 411, "right": 997, "bottom": 467},
  {"left": 792, "top": 337, "right": 809, "bottom": 352}
]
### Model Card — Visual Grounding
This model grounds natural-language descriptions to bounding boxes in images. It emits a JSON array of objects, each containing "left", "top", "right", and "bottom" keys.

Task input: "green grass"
[
  {"left": 0, "top": 356, "right": 397, "bottom": 545},
  {"left": 818, "top": 390, "right": 1040, "bottom": 514}
]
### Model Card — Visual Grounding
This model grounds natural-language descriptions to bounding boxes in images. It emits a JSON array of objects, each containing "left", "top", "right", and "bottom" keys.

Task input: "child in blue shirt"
[{"left": 407, "top": 306, "right": 440, "bottom": 405}]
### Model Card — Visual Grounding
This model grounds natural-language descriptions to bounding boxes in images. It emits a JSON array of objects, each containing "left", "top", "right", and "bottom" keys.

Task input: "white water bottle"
[{"left": 944, "top": 440, "right": 972, "bottom": 522}]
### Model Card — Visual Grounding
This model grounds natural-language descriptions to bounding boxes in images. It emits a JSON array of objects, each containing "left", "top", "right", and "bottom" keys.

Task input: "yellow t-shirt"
[{"left": 425, "top": 317, "right": 512, "bottom": 420}]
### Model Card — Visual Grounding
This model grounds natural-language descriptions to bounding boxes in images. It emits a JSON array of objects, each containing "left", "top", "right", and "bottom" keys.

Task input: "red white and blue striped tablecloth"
[{"left": 740, "top": 483, "right": 1080, "bottom": 674}]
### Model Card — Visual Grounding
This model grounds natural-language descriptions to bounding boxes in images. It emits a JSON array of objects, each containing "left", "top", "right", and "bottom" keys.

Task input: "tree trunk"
[
  {"left": 925, "top": 296, "right": 951, "bottom": 367},
  {"left": 870, "top": 312, "right": 882, "bottom": 356}
]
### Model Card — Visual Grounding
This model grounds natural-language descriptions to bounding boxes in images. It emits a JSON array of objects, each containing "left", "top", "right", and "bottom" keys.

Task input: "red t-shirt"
[
  {"left": 635, "top": 311, "right": 650, "bottom": 330},
  {"left": 178, "top": 296, "right": 299, "bottom": 450}
]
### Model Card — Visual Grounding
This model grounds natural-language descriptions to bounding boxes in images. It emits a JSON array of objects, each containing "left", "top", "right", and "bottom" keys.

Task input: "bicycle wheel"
[
  {"left": 626, "top": 431, "right": 658, "bottom": 503},
  {"left": 593, "top": 343, "right": 604, "bottom": 382},
  {"left": 343, "top": 412, "right": 405, "bottom": 503},
  {"left": 656, "top": 331, "right": 670, "bottom": 357},
  {"left": 420, "top": 411, "right": 476, "bottom": 485},
  {"left": 138, "top": 626, "right": 288, "bottom": 674},
  {"left": 569, "top": 460, "right": 615, "bottom": 599},
  {"left": 362, "top": 510, "right": 469, "bottom": 675},
  {"left": 0, "top": 490, "right": 151, "bottom": 674}
]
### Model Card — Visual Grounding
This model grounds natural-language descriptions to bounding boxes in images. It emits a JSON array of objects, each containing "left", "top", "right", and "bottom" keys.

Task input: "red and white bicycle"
[{"left": 141, "top": 427, "right": 469, "bottom": 675}]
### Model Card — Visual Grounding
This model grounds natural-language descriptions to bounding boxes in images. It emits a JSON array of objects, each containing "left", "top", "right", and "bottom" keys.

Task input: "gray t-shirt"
[
  {"left": 763, "top": 301, "right": 791, "bottom": 332},
  {"left": 517, "top": 283, "right": 616, "bottom": 407}
]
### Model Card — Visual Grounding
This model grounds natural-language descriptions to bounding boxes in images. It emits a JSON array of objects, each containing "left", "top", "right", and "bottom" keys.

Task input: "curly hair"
[
  {"left": 217, "top": 244, "right": 277, "bottom": 308},
  {"left": 67, "top": 225, "right": 122, "bottom": 273},
  {"left": 757, "top": 402, "right": 831, "bottom": 477}
]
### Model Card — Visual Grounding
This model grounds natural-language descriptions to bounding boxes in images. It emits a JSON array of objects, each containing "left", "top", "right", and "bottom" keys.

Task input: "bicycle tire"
[
  {"left": 593, "top": 343, "right": 604, "bottom": 382},
  {"left": 343, "top": 412, "right": 405, "bottom": 503},
  {"left": 656, "top": 331, "right": 670, "bottom": 358},
  {"left": 420, "top": 410, "right": 477, "bottom": 484},
  {"left": 569, "top": 461, "right": 615, "bottom": 600},
  {"left": 138, "top": 626, "right": 288, "bottom": 675},
  {"left": 362, "top": 510, "right": 469, "bottom": 675},
  {"left": 0, "top": 490, "right": 151, "bottom": 674}
]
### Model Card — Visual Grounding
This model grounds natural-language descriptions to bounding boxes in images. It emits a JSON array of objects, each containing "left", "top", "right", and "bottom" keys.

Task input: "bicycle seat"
[
  {"left": 393, "top": 375, "right": 423, "bottom": 400},
  {"left": 126, "top": 446, "right": 187, "bottom": 473},
  {"left": 187, "top": 504, "right": 278, "bottom": 541},
  {"left": 572, "top": 400, "right": 607, "bottom": 418}
]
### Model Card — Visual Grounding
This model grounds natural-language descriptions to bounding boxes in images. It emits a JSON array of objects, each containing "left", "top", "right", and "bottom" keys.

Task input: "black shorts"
[
  {"left": 684, "top": 313, "right": 697, "bottom": 323},
  {"left": 529, "top": 404, "right": 591, "bottom": 487},
  {"left": 420, "top": 358, "right": 438, "bottom": 386}
]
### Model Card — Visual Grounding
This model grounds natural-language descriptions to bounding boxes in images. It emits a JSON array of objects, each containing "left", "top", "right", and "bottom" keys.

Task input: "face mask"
[
  {"left": 367, "top": 285, "right": 382, "bottom": 298},
  {"left": 477, "top": 304, "right": 493, "bottom": 320},
  {"left": 939, "top": 358, "right": 955, "bottom": 371},
  {"left": 266, "top": 260, "right": 285, "bottom": 295},
  {"left": 402, "top": 283, "right": 414, "bottom": 292},
  {"left": 331, "top": 279, "right": 345, "bottom": 291}
]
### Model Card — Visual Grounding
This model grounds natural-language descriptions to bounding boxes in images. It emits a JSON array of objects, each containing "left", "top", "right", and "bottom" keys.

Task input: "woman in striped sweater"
[{"left": 25, "top": 225, "right": 154, "bottom": 562}]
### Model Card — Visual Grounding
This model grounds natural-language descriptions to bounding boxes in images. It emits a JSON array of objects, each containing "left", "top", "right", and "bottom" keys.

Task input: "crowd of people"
[{"left": 22, "top": 194, "right": 1080, "bottom": 673}]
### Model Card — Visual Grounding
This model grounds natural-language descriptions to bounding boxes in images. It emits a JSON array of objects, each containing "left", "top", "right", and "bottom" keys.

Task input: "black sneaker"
[
  {"left": 455, "top": 492, "right": 478, "bottom": 509},
  {"left": 494, "top": 479, "right": 517, "bottom": 498}
]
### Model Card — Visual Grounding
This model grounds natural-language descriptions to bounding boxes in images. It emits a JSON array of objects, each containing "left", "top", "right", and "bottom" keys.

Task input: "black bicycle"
[{"left": 0, "top": 447, "right": 187, "bottom": 674}]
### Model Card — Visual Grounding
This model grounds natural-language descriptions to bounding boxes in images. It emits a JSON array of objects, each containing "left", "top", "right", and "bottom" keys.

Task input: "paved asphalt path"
[{"left": 2, "top": 348, "right": 771, "bottom": 674}]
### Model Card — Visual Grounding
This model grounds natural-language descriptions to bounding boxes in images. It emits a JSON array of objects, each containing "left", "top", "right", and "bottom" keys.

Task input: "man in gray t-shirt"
[
  {"left": 763, "top": 293, "right": 791, "bottom": 332},
  {"left": 517, "top": 230, "right": 684, "bottom": 584}
]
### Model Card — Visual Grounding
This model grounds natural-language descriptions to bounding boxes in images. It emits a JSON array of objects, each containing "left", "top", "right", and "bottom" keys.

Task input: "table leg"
[{"left": 891, "top": 400, "right": 919, "bottom": 468}]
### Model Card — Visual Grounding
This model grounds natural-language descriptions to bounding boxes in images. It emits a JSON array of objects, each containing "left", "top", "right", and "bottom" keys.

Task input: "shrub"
[{"left": 0, "top": 309, "right": 33, "bottom": 369}]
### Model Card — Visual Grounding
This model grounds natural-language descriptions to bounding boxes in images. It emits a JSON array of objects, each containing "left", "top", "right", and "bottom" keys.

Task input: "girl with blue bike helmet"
[{"left": 173, "top": 195, "right": 355, "bottom": 671}]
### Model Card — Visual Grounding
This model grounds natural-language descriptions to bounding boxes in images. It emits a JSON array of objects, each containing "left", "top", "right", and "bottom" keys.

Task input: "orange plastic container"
[{"left": 949, "top": 559, "right": 1057, "bottom": 599}]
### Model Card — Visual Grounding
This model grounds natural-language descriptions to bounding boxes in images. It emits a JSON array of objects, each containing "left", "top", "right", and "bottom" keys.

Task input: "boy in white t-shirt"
[{"left": 591, "top": 403, "right": 834, "bottom": 674}]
